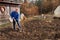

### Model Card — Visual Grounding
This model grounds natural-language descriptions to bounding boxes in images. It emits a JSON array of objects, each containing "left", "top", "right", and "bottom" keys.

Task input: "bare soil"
[{"left": 0, "top": 18, "right": 60, "bottom": 40}]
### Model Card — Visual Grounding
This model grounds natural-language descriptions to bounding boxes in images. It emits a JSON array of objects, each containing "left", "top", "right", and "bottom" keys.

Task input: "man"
[{"left": 10, "top": 9, "right": 21, "bottom": 30}]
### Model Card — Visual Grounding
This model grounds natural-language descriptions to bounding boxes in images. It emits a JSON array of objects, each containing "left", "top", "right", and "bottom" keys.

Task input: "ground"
[{"left": 0, "top": 15, "right": 60, "bottom": 40}]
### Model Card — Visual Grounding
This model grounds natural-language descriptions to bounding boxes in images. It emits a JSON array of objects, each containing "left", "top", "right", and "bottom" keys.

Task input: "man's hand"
[
  {"left": 13, "top": 17, "right": 14, "bottom": 19},
  {"left": 13, "top": 17, "right": 16, "bottom": 22}
]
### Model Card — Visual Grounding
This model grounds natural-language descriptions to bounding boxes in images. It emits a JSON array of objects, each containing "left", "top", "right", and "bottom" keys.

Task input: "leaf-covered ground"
[{"left": 0, "top": 17, "right": 60, "bottom": 40}]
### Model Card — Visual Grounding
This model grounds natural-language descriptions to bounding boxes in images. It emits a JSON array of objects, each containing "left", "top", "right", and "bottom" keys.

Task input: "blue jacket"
[{"left": 10, "top": 11, "right": 20, "bottom": 20}]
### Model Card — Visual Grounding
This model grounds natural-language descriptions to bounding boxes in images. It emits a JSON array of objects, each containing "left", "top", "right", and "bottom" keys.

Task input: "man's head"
[{"left": 15, "top": 8, "right": 18, "bottom": 12}]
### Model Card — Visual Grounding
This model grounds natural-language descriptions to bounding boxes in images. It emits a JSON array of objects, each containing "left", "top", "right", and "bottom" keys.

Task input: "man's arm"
[
  {"left": 18, "top": 13, "right": 20, "bottom": 19},
  {"left": 10, "top": 12, "right": 14, "bottom": 19}
]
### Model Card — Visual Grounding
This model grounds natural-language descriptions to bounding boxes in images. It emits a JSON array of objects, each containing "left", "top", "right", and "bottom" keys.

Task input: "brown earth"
[{"left": 0, "top": 18, "right": 60, "bottom": 40}]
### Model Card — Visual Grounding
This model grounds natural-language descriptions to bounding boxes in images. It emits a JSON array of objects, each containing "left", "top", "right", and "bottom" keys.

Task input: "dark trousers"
[{"left": 13, "top": 19, "right": 20, "bottom": 30}]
